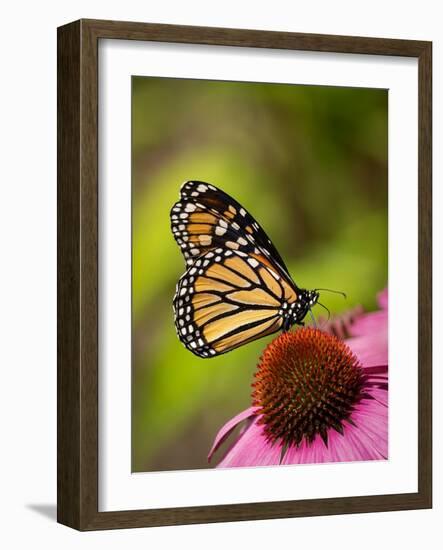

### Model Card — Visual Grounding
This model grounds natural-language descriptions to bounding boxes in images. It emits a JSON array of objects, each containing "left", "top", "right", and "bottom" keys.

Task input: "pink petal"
[
  {"left": 326, "top": 425, "right": 378, "bottom": 461},
  {"left": 216, "top": 417, "right": 283, "bottom": 467},
  {"left": 377, "top": 288, "right": 388, "bottom": 310},
  {"left": 364, "top": 366, "right": 388, "bottom": 375},
  {"left": 282, "top": 417, "right": 386, "bottom": 465},
  {"left": 349, "top": 310, "right": 387, "bottom": 338},
  {"left": 351, "top": 398, "right": 388, "bottom": 456},
  {"left": 336, "top": 421, "right": 386, "bottom": 460},
  {"left": 361, "top": 366, "right": 388, "bottom": 387},
  {"left": 347, "top": 333, "right": 388, "bottom": 368},
  {"left": 366, "top": 387, "right": 388, "bottom": 406},
  {"left": 208, "top": 407, "right": 258, "bottom": 462}
]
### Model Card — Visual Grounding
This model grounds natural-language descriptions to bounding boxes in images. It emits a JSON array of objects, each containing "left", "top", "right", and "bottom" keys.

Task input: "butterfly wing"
[
  {"left": 173, "top": 248, "right": 299, "bottom": 357},
  {"left": 170, "top": 180, "right": 291, "bottom": 279}
]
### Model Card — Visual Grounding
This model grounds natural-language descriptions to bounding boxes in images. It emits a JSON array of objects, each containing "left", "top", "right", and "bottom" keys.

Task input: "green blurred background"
[{"left": 132, "top": 77, "right": 388, "bottom": 472}]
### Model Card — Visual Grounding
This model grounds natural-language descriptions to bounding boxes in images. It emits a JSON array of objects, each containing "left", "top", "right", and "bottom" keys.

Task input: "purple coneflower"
[{"left": 208, "top": 289, "right": 388, "bottom": 467}]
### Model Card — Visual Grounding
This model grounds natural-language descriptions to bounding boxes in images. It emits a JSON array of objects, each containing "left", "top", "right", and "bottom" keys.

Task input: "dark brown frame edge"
[{"left": 57, "top": 18, "right": 432, "bottom": 531}]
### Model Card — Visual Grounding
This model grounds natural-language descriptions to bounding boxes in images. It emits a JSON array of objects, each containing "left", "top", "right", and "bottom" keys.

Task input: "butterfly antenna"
[
  {"left": 317, "top": 301, "right": 331, "bottom": 323},
  {"left": 314, "top": 288, "right": 347, "bottom": 299}
]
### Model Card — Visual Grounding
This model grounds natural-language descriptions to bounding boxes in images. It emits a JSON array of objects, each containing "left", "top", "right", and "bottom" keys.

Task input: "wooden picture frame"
[{"left": 57, "top": 18, "right": 432, "bottom": 530}]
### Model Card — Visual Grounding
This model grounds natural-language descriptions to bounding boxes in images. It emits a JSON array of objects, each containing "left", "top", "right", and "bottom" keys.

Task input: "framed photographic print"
[{"left": 57, "top": 19, "right": 432, "bottom": 530}]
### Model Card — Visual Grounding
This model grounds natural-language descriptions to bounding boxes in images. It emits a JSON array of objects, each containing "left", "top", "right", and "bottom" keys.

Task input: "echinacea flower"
[{"left": 208, "top": 289, "right": 388, "bottom": 467}]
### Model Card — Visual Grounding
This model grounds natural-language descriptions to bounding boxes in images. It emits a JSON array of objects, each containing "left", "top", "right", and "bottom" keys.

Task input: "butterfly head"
[
  {"left": 305, "top": 289, "right": 320, "bottom": 308},
  {"left": 281, "top": 289, "right": 319, "bottom": 331},
  {"left": 296, "top": 289, "right": 319, "bottom": 319}
]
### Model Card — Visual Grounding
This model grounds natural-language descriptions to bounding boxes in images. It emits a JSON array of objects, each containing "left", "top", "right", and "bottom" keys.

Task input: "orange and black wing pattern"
[
  {"left": 173, "top": 247, "right": 300, "bottom": 357},
  {"left": 170, "top": 181, "right": 291, "bottom": 278},
  {"left": 170, "top": 181, "right": 310, "bottom": 358}
]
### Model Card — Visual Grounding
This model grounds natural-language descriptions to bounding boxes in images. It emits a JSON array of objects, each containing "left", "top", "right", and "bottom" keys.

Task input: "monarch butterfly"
[{"left": 171, "top": 181, "right": 319, "bottom": 358}]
